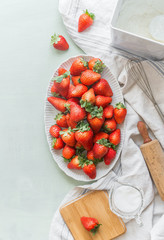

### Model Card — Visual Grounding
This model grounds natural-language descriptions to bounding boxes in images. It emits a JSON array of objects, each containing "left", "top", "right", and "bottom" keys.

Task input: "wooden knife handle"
[{"left": 137, "top": 121, "right": 152, "bottom": 144}]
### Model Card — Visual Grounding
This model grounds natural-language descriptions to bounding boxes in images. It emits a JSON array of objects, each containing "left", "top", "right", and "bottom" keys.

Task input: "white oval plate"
[{"left": 44, "top": 55, "right": 125, "bottom": 182}]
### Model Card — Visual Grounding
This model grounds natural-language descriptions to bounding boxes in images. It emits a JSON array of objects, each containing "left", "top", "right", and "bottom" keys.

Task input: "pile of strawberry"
[{"left": 47, "top": 57, "right": 127, "bottom": 179}]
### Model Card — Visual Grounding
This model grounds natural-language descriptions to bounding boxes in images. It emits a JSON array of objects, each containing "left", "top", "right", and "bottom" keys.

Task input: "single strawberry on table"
[
  {"left": 88, "top": 58, "right": 105, "bottom": 73},
  {"left": 81, "top": 216, "right": 101, "bottom": 235},
  {"left": 109, "top": 129, "right": 121, "bottom": 146},
  {"left": 87, "top": 106, "right": 105, "bottom": 133},
  {"left": 70, "top": 57, "right": 88, "bottom": 76},
  {"left": 62, "top": 145, "right": 76, "bottom": 159},
  {"left": 114, "top": 102, "right": 127, "bottom": 124},
  {"left": 104, "top": 147, "right": 116, "bottom": 165},
  {"left": 78, "top": 9, "right": 95, "bottom": 32},
  {"left": 52, "top": 137, "right": 64, "bottom": 150},
  {"left": 67, "top": 155, "right": 82, "bottom": 170},
  {"left": 93, "top": 78, "right": 113, "bottom": 97},
  {"left": 103, "top": 105, "right": 114, "bottom": 119},
  {"left": 93, "top": 138, "right": 111, "bottom": 159},
  {"left": 60, "top": 127, "right": 76, "bottom": 147},
  {"left": 55, "top": 113, "right": 68, "bottom": 128},
  {"left": 80, "top": 70, "right": 101, "bottom": 86},
  {"left": 83, "top": 161, "right": 96, "bottom": 179},
  {"left": 103, "top": 118, "right": 117, "bottom": 133},
  {"left": 51, "top": 33, "right": 69, "bottom": 51},
  {"left": 95, "top": 95, "right": 112, "bottom": 108},
  {"left": 49, "top": 124, "right": 61, "bottom": 138},
  {"left": 47, "top": 97, "right": 67, "bottom": 112}
]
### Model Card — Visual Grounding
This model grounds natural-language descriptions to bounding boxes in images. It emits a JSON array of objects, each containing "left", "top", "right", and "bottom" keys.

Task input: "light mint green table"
[{"left": 0, "top": 0, "right": 83, "bottom": 239}]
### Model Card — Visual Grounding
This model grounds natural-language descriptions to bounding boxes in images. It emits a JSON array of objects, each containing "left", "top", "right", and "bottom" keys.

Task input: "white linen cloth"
[{"left": 49, "top": 0, "right": 164, "bottom": 239}]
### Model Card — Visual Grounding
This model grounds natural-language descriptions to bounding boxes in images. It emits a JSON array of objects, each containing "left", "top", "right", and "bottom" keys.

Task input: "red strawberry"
[
  {"left": 60, "top": 127, "right": 76, "bottom": 147},
  {"left": 80, "top": 70, "right": 101, "bottom": 86},
  {"left": 92, "top": 78, "right": 113, "bottom": 97},
  {"left": 81, "top": 216, "right": 101, "bottom": 234},
  {"left": 78, "top": 10, "right": 95, "bottom": 32},
  {"left": 83, "top": 162, "right": 96, "bottom": 179},
  {"left": 93, "top": 132, "right": 108, "bottom": 143},
  {"left": 104, "top": 148, "right": 116, "bottom": 165},
  {"left": 67, "top": 155, "right": 82, "bottom": 170},
  {"left": 50, "top": 34, "right": 69, "bottom": 50},
  {"left": 75, "top": 142, "right": 83, "bottom": 149},
  {"left": 104, "top": 105, "right": 114, "bottom": 119},
  {"left": 47, "top": 97, "right": 67, "bottom": 112},
  {"left": 87, "top": 150, "right": 94, "bottom": 161},
  {"left": 66, "top": 113, "right": 77, "bottom": 129},
  {"left": 70, "top": 102, "right": 86, "bottom": 123},
  {"left": 62, "top": 145, "right": 76, "bottom": 159},
  {"left": 95, "top": 95, "right": 112, "bottom": 108},
  {"left": 81, "top": 88, "right": 96, "bottom": 105},
  {"left": 88, "top": 58, "right": 105, "bottom": 73},
  {"left": 49, "top": 124, "right": 61, "bottom": 138},
  {"left": 52, "top": 138, "right": 64, "bottom": 150},
  {"left": 114, "top": 102, "right": 127, "bottom": 124},
  {"left": 55, "top": 113, "right": 68, "bottom": 128},
  {"left": 51, "top": 83, "right": 60, "bottom": 97},
  {"left": 58, "top": 68, "right": 67, "bottom": 76},
  {"left": 72, "top": 76, "right": 81, "bottom": 86},
  {"left": 68, "top": 84, "right": 88, "bottom": 98},
  {"left": 103, "top": 118, "right": 117, "bottom": 132},
  {"left": 52, "top": 72, "right": 70, "bottom": 98},
  {"left": 109, "top": 129, "right": 121, "bottom": 145},
  {"left": 67, "top": 98, "right": 79, "bottom": 105},
  {"left": 93, "top": 138, "right": 110, "bottom": 159},
  {"left": 87, "top": 106, "right": 105, "bottom": 133},
  {"left": 75, "top": 121, "right": 93, "bottom": 151},
  {"left": 70, "top": 58, "right": 88, "bottom": 76}
]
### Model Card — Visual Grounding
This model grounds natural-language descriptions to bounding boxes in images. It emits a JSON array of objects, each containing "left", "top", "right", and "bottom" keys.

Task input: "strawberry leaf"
[
  {"left": 90, "top": 224, "right": 102, "bottom": 235},
  {"left": 50, "top": 33, "right": 60, "bottom": 45},
  {"left": 60, "top": 127, "right": 73, "bottom": 137},
  {"left": 80, "top": 58, "right": 88, "bottom": 68},
  {"left": 52, "top": 138, "right": 57, "bottom": 147},
  {"left": 115, "top": 102, "right": 126, "bottom": 109},
  {"left": 55, "top": 113, "right": 63, "bottom": 121},
  {"left": 76, "top": 146, "right": 85, "bottom": 155},
  {"left": 93, "top": 60, "right": 105, "bottom": 73},
  {"left": 97, "top": 138, "right": 111, "bottom": 147},
  {"left": 52, "top": 92, "right": 60, "bottom": 97},
  {"left": 52, "top": 71, "right": 70, "bottom": 83},
  {"left": 80, "top": 99, "right": 94, "bottom": 112},
  {"left": 103, "top": 124, "right": 112, "bottom": 133},
  {"left": 63, "top": 157, "right": 72, "bottom": 163},
  {"left": 90, "top": 106, "right": 103, "bottom": 119},
  {"left": 73, "top": 121, "right": 90, "bottom": 132},
  {"left": 84, "top": 9, "right": 95, "bottom": 20}
]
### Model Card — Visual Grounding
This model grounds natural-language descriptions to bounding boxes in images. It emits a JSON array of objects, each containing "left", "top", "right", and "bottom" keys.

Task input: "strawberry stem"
[
  {"left": 97, "top": 138, "right": 111, "bottom": 147},
  {"left": 115, "top": 102, "right": 126, "bottom": 109},
  {"left": 50, "top": 33, "right": 61, "bottom": 45},
  {"left": 84, "top": 9, "right": 95, "bottom": 20}
]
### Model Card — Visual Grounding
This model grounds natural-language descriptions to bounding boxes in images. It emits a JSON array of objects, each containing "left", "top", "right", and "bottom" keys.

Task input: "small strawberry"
[
  {"left": 95, "top": 95, "right": 112, "bottom": 108},
  {"left": 103, "top": 118, "right": 117, "bottom": 132},
  {"left": 114, "top": 102, "right": 127, "bottom": 124},
  {"left": 67, "top": 155, "right": 82, "bottom": 170},
  {"left": 81, "top": 88, "right": 96, "bottom": 105},
  {"left": 52, "top": 71, "right": 70, "bottom": 98},
  {"left": 66, "top": 113, "right": 77, "bottom": 129},
  {"left": 93, "top": 138, "right": 110, "bottom": 159},
  {"left": 83, "top": 161, "right": 96, "bottom": 179},
  {"left": 49, "top": 124, "right": 61, "bottom": 138},
  {"left": 93, "top": 132, "right": 108, "bottom": 143},
  {"left": 109, "top": 129, "right": 121, "bottom": 145},
  {"left": 52, "top": 137, "right": 64, "bottom": 150},
  {"left": 81, "top": 216, "right": 101, "bottom": 234},
  {"left": 58, "top": 68, "right": 67, "bottom": 76},
  {"left": 62, "top": 145, "right": 76, "bottom": 159},
  {"left": 104, "top": 147, "right": 116, "bottom": 165},
  {"left": 72, "top": 76, "right": 81, "bottom": 86},
  {"left": 88, "top": 58, "right": 105, "bottom": 73},
  {"left": 47, "top": 97, "right": 67, "bottom": 112},
  {"left": 87, "top": 150, "right": 94, "bottom": 161},
  {"left": 68, "top": 84, "right": 88, "bottom": 98},
  {"left": 78, "top": 9, "right": 95, "bottom": 32},
  {"left": 51, "top": 83, "right": 60, "bottom": 97},
  {"left": 87, "top": 106, "right": 105, "bottom": 133},
  {"left": 50, "top": 34, "right": 69, "bottom": 51},
  {"left": 92, "top": 78, "right": 113, "bottom": 97},
  {"left": 60, "top": 127, "right": 76, "bottom": 147},
  {"left": 70, "top": 58, "right": 88, "bottom": 76},
  {"left": 70, "top": 102, "right": 86, "bottom": 123},
  {"left": 74, "top": 121, "right": 93, "bottom": 151},
  {"left": 80, "top": 70, "right": 101, "bottom": 86},
  {"left": 103, "top": 105, "right": 114, "bottom": 119},
  {"left": 55, "top": 113, "right": 68, "bottom": 128}
]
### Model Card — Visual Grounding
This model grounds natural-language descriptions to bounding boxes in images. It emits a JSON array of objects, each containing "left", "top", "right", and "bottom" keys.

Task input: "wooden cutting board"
[{"left": 60, "top": 190, "right": 126, "bottom": 240}]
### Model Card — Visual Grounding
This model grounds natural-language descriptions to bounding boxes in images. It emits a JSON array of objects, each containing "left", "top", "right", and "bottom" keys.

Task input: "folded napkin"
[{"left": 49, "top": 0, "right": 164, "bottom": 239}]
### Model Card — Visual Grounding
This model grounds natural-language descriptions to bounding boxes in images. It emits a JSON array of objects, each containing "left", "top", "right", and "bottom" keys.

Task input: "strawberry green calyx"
[
  {"left": 52, "top": 71, "right": 70, "bottom": 83},
  {"left": 93, "top": 60, "right": 105, "bottom": 73},
  {"left": 103, "top": 125, "right": 111, "bottom": 133},
  {"left": 52, "top": 138, "right": 57, "bottom": 148},
  {"left": 90, "top": 224, "right": 102, "bottom": 235},
  {"left": 97, "top": 138, "right": 111, "bottom": 147},
  {"left": 64, "top": 103, "right": 70, "bottom": 112},
  {"left": 74, "top": 121, "right": 90, "bottom": 132},
  {"left": 84, "top": 9, "right": 95, "bottom": 20},
  {"left": 51, "top": 34, "right": 61, "bottom": 45},
  {"left": 63, "top": 157, "right": 72, "bottom": 163},
  {"left": 80, "top": 58, "right": 88, "bottom": 68},
  {"left": 115, "top": 102, "right": 126, "bottom": 109},
  {"left": 60, "top": 127, "right": 73, "bottom": 137},
  {"left": 76, "top": 146, "right": 85, "bottom": 155},
  {"left": 55, "top": 113, "right": 63, "bottom": 120},
  {"left": 78, "top": 154, "right": 88, "bottom": 167},
  {"left": 80, "top": 99, "right": 94, "bottom": 112},
  {"left": 52, "top": 92, "right": 60, "bottom": 97},
  {"left": 110, "top": 143, "right": 117, "bottom": 151},
  {"left": 90, "top": 106, "right": 103, "bottom": 119}
]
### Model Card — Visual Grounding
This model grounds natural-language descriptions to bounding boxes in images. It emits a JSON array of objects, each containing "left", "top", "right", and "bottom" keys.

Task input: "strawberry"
[
  {"left": 47, "top": 97, "right": 67, "bottom": 112},
  {"left": 49, "top": 124, "right": 61, "bottom": 138},
  {"left": 87, "top": 150, "right": 94, "bottom": 161},
  {"left": 70, "top": 102, "right": 86, "bottom": 123},
  {"left": 80, "top": 70, "right": 101, "bottom": 86},
  {"left": 103, "top": 118, "right": 117, "bottom": 132},
  {"left": 74, "top": 121, "right": 93, "bottom": 151},
  {"left": 93, "top": 138, "right": 110, "bottom": 159},
  {"left": 62, "top": 145, "right": 76, "bottom": 159},
  {"left": 78, "top": 9, "right": 95, "bottom": 32},
  {"left": 104, "top": 105, "right": 114, "bottom": 119},
  {"left": 70, "top": 58, "right": 88, "bottom": 76},
  {"left": 60, "top": 127, "right": 76, "bottom": 147},
  {"left": 93, "top": 132, "right": 108, "bottom": 143},
  {"left": 88, "top": 58, "right": 105, "bottom": 73},
  {"left": 92, "top": 78, "right": 113, "bottom": 97},
  {"left": 55, "top": 113, "right": 68, "bottom": 128},
  {"left": 51, "top": 34, "right": 69, "bottom": 51},
  {"left": 72, "top": 76, "right": 81, "bottom": 86},
  {"left": 87, "top": 106, "right": 105, "bottom": 133},
  {"left": 52, "top": 71, "right": 70, "bottom": 98},
  {"left": 67, "top": 155, "right": 82, "bottom": 169},
  {"left": 104, "top": 147, "right": 116, "bottom": 165},
  {"left": 95, "top": 95, "right": 112, "bottom": 108},
  {"left": 81, "top": 216, "right": 101, "bottom": 234},
  {"left": 81, "top": 88, "right": 96, "bottom": 105},
  {"left": 75, "top": 142, "right": 83, "bottom": 149},
  {"left": 52, "top": 138, "right": 64, "bottom": 150},
  {"left": 109, "top": 129, "right": 121, "bottom": 145},
  {"left": 66, "top": 113, "right": 77, "bottom": 129},
  {"left": 114, "top": 102, "right": 127, "bottom": 124},
  {"left": 68, "top": 84, "right": 88, "bottom": 98},
  {"left": 58, "top": 68, "right": 67, "bottom": 76},
  {"left": 83, "top": 161, "right": 96, "bottom": 179},
  {"left": 51, "top": 83, "right": 60, "bottom": 97}
]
